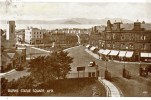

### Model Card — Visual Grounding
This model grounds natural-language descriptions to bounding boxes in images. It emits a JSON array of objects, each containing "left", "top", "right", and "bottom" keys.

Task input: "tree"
[
  {"left": 28, "top": 56, "right": 56, "bottom": 83},
  {"left": 28, "top": 50, "right": 73, "bottom": 83},
  {"left": 49, "top": 51, "right": 73, "bottom": 79},
  {"left": 1, "top": 76, "right": 36, "bottom": 96}
]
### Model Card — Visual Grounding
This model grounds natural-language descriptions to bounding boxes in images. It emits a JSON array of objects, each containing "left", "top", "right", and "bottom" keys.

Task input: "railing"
[{"left": 98, "top": 77, "right": 111, "bottom": 97}]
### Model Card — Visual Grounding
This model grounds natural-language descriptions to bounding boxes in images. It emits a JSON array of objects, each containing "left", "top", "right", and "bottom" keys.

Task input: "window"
[
  {"left": 107, "top": 43, "right": 111, "bottom": 48},
  {"left": 121, "top": 43, "right": 125, "bottom": 49},
  {"left": 129, "top": 43, "right": 134, "bottom": 50},
  {"left": 143, "top": 44, "right": 145, "bottom": 50},
  {"left": 144, "top": 36, "right": 146, "bottom": 40},
  {"left": 92, "top": 72, "right": 95, "bottom": 77},
  {"left": 113, "top": 44, "right": 115, "bottom": 49},
  {"left": 113, "top": 34, "right": 116, "bottom": 39},
  {"left": 141, "top": 35, "right": 146, "bottom": 40},
  {"left": 121, "top": 36, "right": 124, "bottom": 40}
]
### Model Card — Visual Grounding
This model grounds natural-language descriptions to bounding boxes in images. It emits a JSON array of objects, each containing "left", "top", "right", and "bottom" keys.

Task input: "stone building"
[
  {"left": 43, "top": 29, "right": 79, "bottom": 47},
  {"left": 16, "top": 29, "right": 25, "bottom": 44},
  {"left": 90, "top": 20, "right": 151, "bottom": 62},
  {"left": 90, "top": 26, "right": 106, "bottom": 48},
  {"left": 1, "top": 21, "right": 16, "bottom": 49},
  {"left": 0, "top": 21, "right": 26, "bottom": 72},
  {"left": 25, "top": 28, "right": 47, "bottom": 45},
  {"left": 78, "top": 29, "right": 90, "bottom": 45}
]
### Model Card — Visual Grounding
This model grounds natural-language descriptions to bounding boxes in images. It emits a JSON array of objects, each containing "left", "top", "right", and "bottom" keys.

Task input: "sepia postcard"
[{"left": 0, "top": 0, "right": 151, "bottom": 98}]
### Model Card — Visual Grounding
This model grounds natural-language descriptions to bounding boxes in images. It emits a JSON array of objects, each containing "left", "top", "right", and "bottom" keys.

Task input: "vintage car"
[{"left": 88, "top": 61, "right": 96, "bottom": 67}]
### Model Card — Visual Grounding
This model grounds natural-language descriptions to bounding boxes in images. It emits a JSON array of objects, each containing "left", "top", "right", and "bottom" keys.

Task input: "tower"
[{"left": 6, "top": 21, "right": 16, "bottom": 48}]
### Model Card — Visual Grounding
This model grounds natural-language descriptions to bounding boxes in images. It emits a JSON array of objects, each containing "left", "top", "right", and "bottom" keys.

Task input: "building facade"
[
  {"left": 16, "top": 29, "right": 25, "bottom": 44},
  {"left": 90, "top": 20, "right": 151, "bottom": 62},
  {"left": 25, "top": 28, "right": 47, "bottom": 45},
  {"left": 78, "top": 29, "right": 90, "bottom": 45}
]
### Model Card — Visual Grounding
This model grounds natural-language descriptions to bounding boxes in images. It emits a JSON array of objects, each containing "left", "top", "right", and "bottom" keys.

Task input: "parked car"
[{"left": 88, "top": 61, "right": 96, "bottom": 67}]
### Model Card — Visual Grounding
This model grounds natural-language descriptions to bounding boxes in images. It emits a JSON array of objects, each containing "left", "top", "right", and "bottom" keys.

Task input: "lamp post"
[
  {"left": 124, "top": 47, "right": 128, "bottom": 69},
  {"left": 105, "top": 58, "right": 108, "bottom": 79},
  {"left": 139, "top": 51, "right": 142, "bottom": 76},
  {"left": 123, "top": 46, "right": 128, "bottom": 77}
]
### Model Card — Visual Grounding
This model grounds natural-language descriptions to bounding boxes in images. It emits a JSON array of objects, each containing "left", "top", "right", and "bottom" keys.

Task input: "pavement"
[
  {"left": 31, "top": 46, "right": 50, "bottom": 53},
  {"left": 85, "top": 48, "right": 151, "bottom": 64},
  {"left": 85, "top": 49, "right": 100, "bottom": 60},
  {"left": 85, "top": 49, "right": 123, "bottom": 97},
  {"left": 98, "top": 77, "right": 122, "bottom": 97},
  {"left": 0, "top": 69, "right": 15, "bottom": 77}
]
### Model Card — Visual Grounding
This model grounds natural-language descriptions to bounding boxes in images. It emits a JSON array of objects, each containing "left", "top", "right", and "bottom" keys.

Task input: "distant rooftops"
[{"left": 107, "top": 20, "right": 151, "bottom": 31}]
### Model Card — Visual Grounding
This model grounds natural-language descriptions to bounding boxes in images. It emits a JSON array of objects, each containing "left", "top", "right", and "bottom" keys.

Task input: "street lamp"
[
  {"left": 123, "top": 46, "right": 128, "bottom": 78},
  {"left": 139, "top": 51, "right": 142, "bottom": 76},
  {"left": 124, "top": 47, "right": 128, "bottom": 69}
]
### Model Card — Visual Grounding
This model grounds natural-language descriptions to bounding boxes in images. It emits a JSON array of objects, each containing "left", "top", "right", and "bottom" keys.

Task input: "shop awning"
[
  {"left": 141, "top": 53, "right": 149, "bottom": 57},
  {"left": 102, "top": 49, "right": 110, "bottom": 55},
  {"left": 98, "top": 49, "right": 105, "bottom": 54},
  {"left": 125, "top": 51, "right": 134, "bottom": 58},
  {"left": 90, "top": 46, "right": 96, "bottom": 51},
  {"left": 108, "top": 50, "right": 119, "bottom": 56},
  {"left": 141, "top": 53, "right": 151, "bottom": 58},
  {"left": 149, "top": 53, "right": 151, "bottom": 57},
  {"left": 86, "top": 44, "right": 90, "bottom": 48},
  {"left": 118, "top": 51, "right": 127, "bottom": 57}
]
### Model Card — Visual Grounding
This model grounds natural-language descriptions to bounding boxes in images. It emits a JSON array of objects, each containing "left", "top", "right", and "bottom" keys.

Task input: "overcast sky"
[{"left": 0, "top": 1, "right": 151, "bottom": 22}]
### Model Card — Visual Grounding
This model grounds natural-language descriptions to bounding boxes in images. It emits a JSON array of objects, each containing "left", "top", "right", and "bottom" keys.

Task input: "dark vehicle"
[
  {"left": 140, "top": 67, "right": 148, "bottom": 77},
  {"left": 88, "top": 61, "right": 96, "bottom": 67},
  {"left": 15, "top": 64, "right": 24, "bottom": 71}
]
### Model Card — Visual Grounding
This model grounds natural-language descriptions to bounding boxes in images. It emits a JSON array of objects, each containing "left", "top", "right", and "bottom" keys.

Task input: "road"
[
  {"left": 66, "top": 45, "right": 151, "bottom": 97},
  {"left": 1, "top": 68, "right": 30, "bottom": 81},
  {"left": 1, "top": 45, "right": 151, "bottom": 96}
]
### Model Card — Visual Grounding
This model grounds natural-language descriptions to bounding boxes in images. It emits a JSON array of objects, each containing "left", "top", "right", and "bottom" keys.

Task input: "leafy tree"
[
  {"left": 48, "top": 51, "right": 73, "bottom": 79},
  {"left": 28, "top": 56, "right": 56, "bottom": 83},
  {"left": 1, "top": 76, "right": 36, "bottom": 96},
  {"left": 28, "top": 51, "right": 73, "bottom": 83}
]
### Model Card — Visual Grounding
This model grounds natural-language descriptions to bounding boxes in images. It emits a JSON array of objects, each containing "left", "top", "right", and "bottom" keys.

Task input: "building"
[
  {"left": 90, "top": 26, "right": 106, "bottom": 48},
  {"left": 25, "top": 28, "right": 47, "bottom": 45},
  {"left": 43, "top": 28, "right": 79, "bottom": 46},
  {"left": 16, "top": 29, "right": 25, "bottom": 44},
  {"left": 1, "top": 47, "right": 26, "bottom": 72},
  {"left": 77, "top": 29, "right": 90, "bottom": 45},
  {"left": 93, "top": 20, "right": 151, "bottom": 62},
  {"left": 0, "top": 21, "right": 26, "bottom": 72},
  {"left": 1, "top": 21, "right": 16, "bottom": 49}
]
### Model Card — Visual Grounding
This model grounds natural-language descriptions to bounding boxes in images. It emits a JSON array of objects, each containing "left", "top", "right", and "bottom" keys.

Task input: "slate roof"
[
  {"left": 111, "top": 23, "right": 151, "bottom": 31},
  {"left": 141, "top": 23, "right": 151, "bottom": 30},
  {"left": 121, "top": 24, "right": 134, "bottom": 30}
]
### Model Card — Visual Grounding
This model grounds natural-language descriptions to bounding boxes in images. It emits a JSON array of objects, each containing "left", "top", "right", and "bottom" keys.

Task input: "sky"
[{"left": 0, "top": 0, "right": 151, "bottom": 22}]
